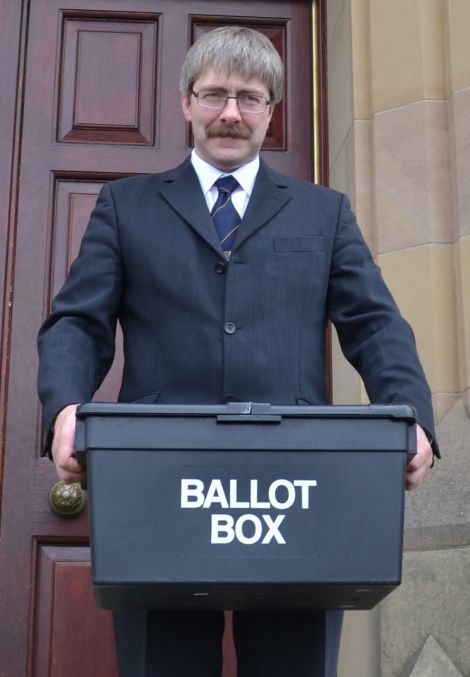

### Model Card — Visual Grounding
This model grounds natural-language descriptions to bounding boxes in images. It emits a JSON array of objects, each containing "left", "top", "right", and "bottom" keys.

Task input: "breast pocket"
[{"left": 273, "top": 236, "right": 324, "bottom": 253}]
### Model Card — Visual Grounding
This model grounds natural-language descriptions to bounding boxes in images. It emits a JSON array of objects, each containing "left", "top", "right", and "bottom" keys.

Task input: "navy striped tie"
[{"left": 211, "top": 176, "right": 241, "bottom": 260}]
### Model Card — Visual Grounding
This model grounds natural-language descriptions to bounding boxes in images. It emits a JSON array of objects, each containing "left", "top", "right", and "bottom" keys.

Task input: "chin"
[
  {"left": 210, "top": 142, "right": 251, "bottom": 168},
  {"left": 212, "top": 155, "right": 245, "bottom": 171}
]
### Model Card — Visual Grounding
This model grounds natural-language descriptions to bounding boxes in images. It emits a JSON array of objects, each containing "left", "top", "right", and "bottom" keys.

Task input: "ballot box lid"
[{"left": 75, "top": 402, "right": 416, "bottom": 461}]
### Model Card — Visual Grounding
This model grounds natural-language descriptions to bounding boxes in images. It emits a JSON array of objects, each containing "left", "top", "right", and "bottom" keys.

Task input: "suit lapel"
[
  {"left": 159, "top": 157, "right": 292, "bottom": 257},
  {"left": 233, "top": 161, "right": 292, "bottom": 252},
  {"left": 159, "top": 158, "right": 223, "bottom": 256}
]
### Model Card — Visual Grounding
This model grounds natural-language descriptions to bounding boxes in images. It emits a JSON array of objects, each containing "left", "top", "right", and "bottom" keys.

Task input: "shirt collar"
[{"left": 191, "top": 149, "right": 259, "bottom": 197}]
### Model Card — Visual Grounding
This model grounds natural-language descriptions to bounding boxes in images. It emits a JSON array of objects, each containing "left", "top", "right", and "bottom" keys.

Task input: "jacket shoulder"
[
  {"left": 104, "top": 158, "right": 191, "bottom": 200},
  {"left": 261, "top": 161, "right": 344, "bottom": 205},
  {"left": 105, "top": 168, "right": 173, "bottom": 195}
]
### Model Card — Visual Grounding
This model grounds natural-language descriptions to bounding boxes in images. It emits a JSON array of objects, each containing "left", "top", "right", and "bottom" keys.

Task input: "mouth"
[{"left": 206, "top": 123, "right": 251, "bottom": 140}]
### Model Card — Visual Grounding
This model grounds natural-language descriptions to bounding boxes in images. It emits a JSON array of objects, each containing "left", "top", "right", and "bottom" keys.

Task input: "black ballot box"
[{"left": 75, "top": 402, "right": 416, "bottom": 612}]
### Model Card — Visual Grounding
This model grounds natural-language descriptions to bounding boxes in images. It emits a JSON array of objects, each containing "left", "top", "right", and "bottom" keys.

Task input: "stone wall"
[{"left": 327, "top": 1, "right": 470, "bottom": 674}]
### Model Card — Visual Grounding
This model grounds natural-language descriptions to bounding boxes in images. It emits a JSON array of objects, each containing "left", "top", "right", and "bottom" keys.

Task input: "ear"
[{"left": 181, "top": 94, "right": 192, "bottom": 122}]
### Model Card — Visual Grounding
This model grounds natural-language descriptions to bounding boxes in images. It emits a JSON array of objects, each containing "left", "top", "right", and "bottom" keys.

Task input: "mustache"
[{"left": 206, "top": 123, "right": 251, "bottom": 139}]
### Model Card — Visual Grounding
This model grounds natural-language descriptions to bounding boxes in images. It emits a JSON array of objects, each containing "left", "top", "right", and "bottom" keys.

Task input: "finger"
[
  {"left": 406, "top": 456, "right": 432, "bottom": 490},
  {"left": 55, "top": 448, "right": 86, "bottom": 482},
  {"left": 406, "top": 425, "right": 433, "bottom": 486},
  {"left": 407, "top": 452, "right": 427, "bottom": 473},
  {"left": 57, "top": 460, "right": 86, "bottom": 483},
  {"left": 59, "top": 469, "right": 86, "bottom": 484},
  {"left": 61, "top": 455, "right": 83, "bottom": 473},
  {"left": 406, "top": 468, "right": 424, "bottom": 490}
]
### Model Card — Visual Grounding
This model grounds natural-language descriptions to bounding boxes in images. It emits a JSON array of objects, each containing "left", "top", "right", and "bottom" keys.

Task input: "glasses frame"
[{"left": 191, "top": 89, "right": 271, "bottom": 114}]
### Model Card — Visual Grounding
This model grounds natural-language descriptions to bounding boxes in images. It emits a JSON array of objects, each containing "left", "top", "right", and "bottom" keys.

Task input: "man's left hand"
[{"left": 406, "top": 424, "right": 434, "bottom": 490}]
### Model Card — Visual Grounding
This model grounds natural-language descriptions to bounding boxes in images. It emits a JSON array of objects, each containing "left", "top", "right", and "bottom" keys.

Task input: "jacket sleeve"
[
  {"left": 327, "top": 193, "right": 439, "bottom": 456},
  {"left": 37, "top": 183, "right": 124, "bottom": 448}
]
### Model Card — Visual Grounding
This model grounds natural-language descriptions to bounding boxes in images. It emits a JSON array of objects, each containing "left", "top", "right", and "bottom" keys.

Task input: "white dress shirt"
[{"left": 190, "top": 149, "right": 259, "bottom": 219}]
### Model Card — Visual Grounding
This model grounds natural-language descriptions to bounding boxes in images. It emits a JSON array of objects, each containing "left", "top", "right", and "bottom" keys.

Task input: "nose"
[{"left": 219, "top": 96, "right": 242, "bottom": 123}]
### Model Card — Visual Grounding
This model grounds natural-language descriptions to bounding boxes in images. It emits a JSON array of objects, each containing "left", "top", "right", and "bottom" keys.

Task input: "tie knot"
[{"left": 215, "top": 175, "right": 239, "bottom": 195}]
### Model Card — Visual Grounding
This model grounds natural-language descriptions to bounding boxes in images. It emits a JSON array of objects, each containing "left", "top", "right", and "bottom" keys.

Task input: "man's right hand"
[{"left": 51, "top": 403, "right": 86, "bottom": 483}]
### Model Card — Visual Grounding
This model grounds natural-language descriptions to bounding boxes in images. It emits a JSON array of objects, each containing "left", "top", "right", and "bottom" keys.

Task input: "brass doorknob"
[{"left": 49, "top": 481, "right": 87, "bottom": 516}]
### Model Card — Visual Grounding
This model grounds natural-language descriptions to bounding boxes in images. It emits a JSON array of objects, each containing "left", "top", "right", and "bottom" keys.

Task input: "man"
[{"left": 38, "top": 26, "right": 437, "bottom": 677}]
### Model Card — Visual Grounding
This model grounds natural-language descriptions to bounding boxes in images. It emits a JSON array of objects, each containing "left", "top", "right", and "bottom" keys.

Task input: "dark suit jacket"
[{"left": 37, "top": 157, "right": 438, "bottom": 449}]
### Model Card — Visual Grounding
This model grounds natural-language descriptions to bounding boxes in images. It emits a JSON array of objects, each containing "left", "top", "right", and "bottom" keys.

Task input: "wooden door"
[{"left": 0, "top": 1, "right": 322, "bottom": 675}]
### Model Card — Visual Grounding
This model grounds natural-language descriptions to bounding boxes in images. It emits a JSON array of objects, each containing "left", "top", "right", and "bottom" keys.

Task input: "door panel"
[
  {"left": 0, "top": 1, "right": 316, "bottom": 675},
  {"left": 59, "top": 16, "right": 158, "bottom": 144},
  {"left": 35, "top": 547, "right": 118, "bottom": 677}
]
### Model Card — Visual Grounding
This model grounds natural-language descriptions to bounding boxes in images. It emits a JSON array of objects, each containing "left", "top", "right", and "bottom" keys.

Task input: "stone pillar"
[{"left": 327, "top": 0, "right": 470, "bottom": 674}]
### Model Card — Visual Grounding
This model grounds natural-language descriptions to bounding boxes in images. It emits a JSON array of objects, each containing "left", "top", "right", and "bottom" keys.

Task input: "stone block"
[
  {"left": 379, "top": 547, "right": 470, "bottom": 676},
  {"left": 409, "top": 636, "right": 463, "bottom": 677}
]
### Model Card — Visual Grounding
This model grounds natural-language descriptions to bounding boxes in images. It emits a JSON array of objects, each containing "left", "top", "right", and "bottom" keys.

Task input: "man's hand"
[
  {"left": 406, "top": 424, "right": 433, "bottom": 490},
  {"left": 51, "top": 403, "right": 85, "bottom": 483}
]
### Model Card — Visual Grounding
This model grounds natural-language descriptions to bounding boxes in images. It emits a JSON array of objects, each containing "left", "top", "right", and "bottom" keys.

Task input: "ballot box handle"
[{"left": 216, "top": 402, "right": 282, "bottom": 423}]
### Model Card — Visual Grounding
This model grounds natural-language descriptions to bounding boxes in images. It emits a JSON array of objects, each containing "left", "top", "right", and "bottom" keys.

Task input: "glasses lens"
[
  {"left": 195, "top": 90, "right": 268, "bottom": 113},
  {"left": 237, "top": 94, "right": 266, "bottom": 113},
  {"left": 197, "top": 90, "right": 226, "bottom": 109}
]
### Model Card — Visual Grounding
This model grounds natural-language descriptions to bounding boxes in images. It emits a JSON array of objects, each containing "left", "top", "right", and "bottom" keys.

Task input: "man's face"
[{"left": 181, "top": 68, "right": 274, "bottom": 171}]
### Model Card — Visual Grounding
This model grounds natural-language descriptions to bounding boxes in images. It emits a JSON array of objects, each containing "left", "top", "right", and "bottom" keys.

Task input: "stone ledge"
[{"left": 404, "top": 524, "right": 470, "bottom": 551}]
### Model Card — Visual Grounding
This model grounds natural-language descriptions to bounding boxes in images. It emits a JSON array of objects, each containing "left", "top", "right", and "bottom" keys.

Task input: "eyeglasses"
[{"left": 191, "top": 89, "right": 270, "bottom": 114}]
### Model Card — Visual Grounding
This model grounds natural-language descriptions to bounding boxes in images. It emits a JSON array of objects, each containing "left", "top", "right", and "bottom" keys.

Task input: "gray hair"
[{"left": 179, "top": 26, "right": 284, "bottom": 103}]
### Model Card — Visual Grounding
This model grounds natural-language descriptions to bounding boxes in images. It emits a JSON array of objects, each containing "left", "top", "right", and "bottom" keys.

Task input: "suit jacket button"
[
  {"left": 224, "top": 322, "right": 237, "bottom": 335},
  {"left": 215, "top": 262, "right": 226, "bottom": 274}
]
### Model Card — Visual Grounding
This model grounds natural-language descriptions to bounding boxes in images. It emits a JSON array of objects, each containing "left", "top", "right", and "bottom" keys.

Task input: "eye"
[
  {"left": 200, "top": 90, "right": 225, "bottom": 102},
  {"left": 238, "top": 94, "right": 263, "bottom": 106}
]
